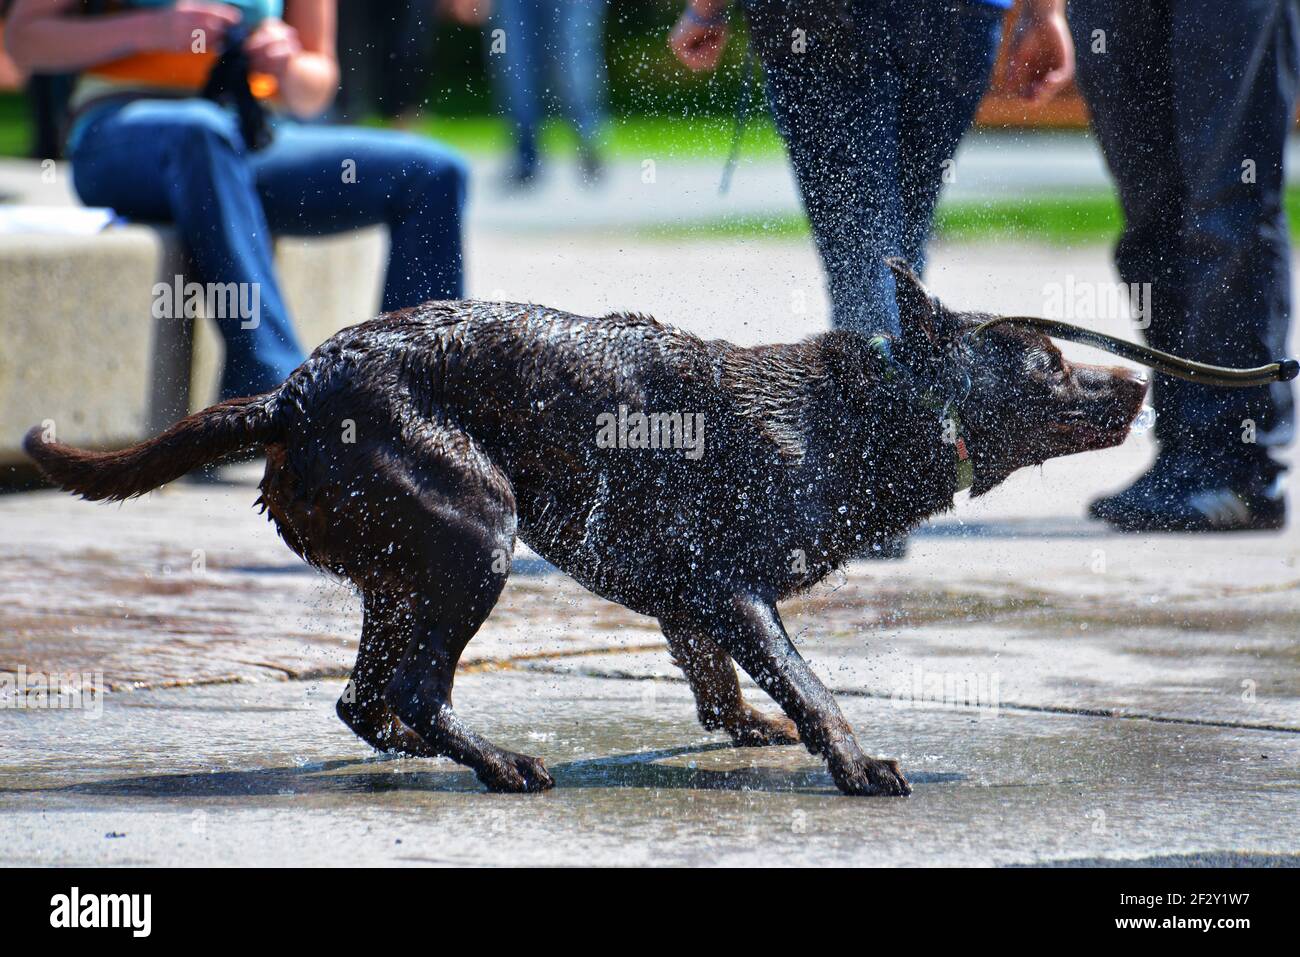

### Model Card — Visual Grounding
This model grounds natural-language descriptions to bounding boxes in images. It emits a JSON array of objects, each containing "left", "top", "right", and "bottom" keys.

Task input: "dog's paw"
[
  {"left": 831, "top": 756, "right": 912, "bottom": 797},
  {"left": 477, "top": 750, "right": 556, "bottom": 794},
  {"left": 728, "top": 707, "right": 801, "bottom": 747}
]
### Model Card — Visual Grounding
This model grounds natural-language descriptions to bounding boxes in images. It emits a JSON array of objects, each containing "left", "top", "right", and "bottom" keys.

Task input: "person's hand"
[
  {"left": 148, "top": 1, "right": 242, "bottom": 54},
  {"left": 1002, "top": 10, "right": 1075, "bottom": 103},
  {"left": 244, "top": 17, "right": 303, "bottom": 79},
  {"left": 0, "top": 27, "right": 26, "bottom": 90},
  {"left": 669, "top": 6, "right": 729, "bottom": 73},
  {"left": 440, "top": 0, "right": 492, "bottom": 26}
]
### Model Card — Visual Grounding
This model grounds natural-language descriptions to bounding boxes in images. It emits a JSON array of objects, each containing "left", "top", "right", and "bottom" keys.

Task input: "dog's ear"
[{"left": 887, "top": 258, "right": 958, "bottom": 362}]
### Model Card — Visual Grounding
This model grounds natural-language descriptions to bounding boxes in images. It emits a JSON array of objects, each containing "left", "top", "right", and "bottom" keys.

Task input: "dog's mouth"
[
  {"left": 1069, "top": 422, "right": 1135, "bottom": 450},
  {"left": 1048, "top": 418, "right": 1133, "bottom": 454}
]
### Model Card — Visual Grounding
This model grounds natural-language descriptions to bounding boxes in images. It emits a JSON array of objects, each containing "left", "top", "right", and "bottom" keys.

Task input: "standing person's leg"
[
  {"left": 896, "top": 0, "right": 1003, "bottom": 274},
  {"left": 1170, "top": 0, "right": 1300, "bottom": 494},
  {"left": 251, "top": 122, "right": 469, "bottom": 308},
  {"left": 1069, "top": 0, "right": 1203, "bottom": 517},
  {"left": 69, "top": 99, "right": 306, "bottom": 400},
  {"left": 747, "top": 0, "right": 907, "bottom": 335},
  {"left": 552, "top": 0, "right": 609, "bottom": 181},
  {"left": 492, "top": 0, "right": 544, "bottom": 183}
]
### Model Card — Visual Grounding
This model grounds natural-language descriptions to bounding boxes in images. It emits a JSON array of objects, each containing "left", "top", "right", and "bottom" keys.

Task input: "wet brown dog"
[{"left": 26, "top": 262, "right": 1147, "bottom": 796}]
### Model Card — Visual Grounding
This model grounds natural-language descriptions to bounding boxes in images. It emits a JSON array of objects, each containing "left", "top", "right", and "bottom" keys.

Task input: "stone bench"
[{"left": 0, "top": 218, "right": 384, "bottom": 470}]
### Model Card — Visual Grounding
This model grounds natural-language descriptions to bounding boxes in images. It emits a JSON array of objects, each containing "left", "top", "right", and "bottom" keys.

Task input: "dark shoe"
[
  {"left": 498, "top": 160, "right": 540, "bottom": 192},
  {"left": 1089, "top": 450, "right": 1198, "bottom": 523},
  {"left": 1102, "top": 474, "right": 1286, "bottom": 532},
  {"left": 506, "top": 134, "right": 540, "bottom": 189},
  {"left": 578, "top": 145, "right": 604, "bottom": 186}
]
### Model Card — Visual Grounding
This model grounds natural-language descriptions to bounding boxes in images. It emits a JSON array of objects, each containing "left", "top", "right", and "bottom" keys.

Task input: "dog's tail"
[{"left": 23, "top": 393, "right": 281, "bottom": 502}]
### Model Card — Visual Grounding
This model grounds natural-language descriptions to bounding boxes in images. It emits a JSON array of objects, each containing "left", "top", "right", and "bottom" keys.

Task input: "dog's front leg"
[
  {"left": 660, "top": 623, "right": 800, "bottom": 747},
  {"left": 689, "top": 595, "right": 910, "bottom": 797}
]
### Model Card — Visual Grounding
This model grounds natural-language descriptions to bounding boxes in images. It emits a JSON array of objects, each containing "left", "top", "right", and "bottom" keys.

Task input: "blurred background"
[
  {"left": 2, "top": 4, "right": 1299, "bottom": 867},
  {"left": 0, "top": 0, "right": 1203, "bottom": 248},
  {"left": 1, "top": 0, "right": 1297, "bottom": 470}
]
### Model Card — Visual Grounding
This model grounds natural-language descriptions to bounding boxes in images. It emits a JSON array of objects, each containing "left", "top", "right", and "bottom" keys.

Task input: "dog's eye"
[
  {"left": 1025, "top": 351, "right": 1056, "bottom": 375},
  {"left": 1027, "top": 351, "right": 1067, "bottom": 384}
]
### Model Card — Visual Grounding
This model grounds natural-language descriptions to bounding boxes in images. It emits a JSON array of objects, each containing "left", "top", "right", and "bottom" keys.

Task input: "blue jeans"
[
  {"left": 1069, "top": 0, "right": 1299, "bottom": 469},
  {"left": 492, "top": 0, "right": 608, "bottom": 169},
  {"left": 746, "top": 0, "right": 1003, "bottom": 335},
  {"left": 70, "top": 98, "right": 468, "bottom": 398}
]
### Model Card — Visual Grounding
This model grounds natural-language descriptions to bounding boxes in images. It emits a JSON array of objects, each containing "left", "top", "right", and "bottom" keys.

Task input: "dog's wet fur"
[{"left": 26, "top": 262, "right": 1146, "bottom": 796}]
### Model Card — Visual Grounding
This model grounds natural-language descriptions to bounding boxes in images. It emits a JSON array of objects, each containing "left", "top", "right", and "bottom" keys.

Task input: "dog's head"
[{"left": 887, "top": 260, "right": 1148, "bottom": 497}]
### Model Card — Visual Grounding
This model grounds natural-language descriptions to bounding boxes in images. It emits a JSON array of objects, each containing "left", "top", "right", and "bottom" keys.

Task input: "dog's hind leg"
[
  {"left": 681, "top": 596, "right": 910, "bottom": 797},
  {"left": 367, "top": 439, "right": 553, "bottom": 794},
  {"left": 336, "top": 590, "right": 437, "bottom": 757},
  {"left": 283, "top": 417, "right": 550, "bottom": 791},
  {"left": 660, "top": 623, "right": 799, "bottom": 747},
  {"left": 384, "top": 572, "right": 556, "bottom": 793}
]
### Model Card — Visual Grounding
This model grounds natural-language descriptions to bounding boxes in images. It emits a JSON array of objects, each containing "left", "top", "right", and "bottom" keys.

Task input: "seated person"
[{"left": 5, "top": 0, "right": 469, "bottom": 398}]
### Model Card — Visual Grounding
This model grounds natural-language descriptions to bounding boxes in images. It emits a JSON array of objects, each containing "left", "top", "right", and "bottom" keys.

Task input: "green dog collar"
[{"left": 868, "top": 336, "right": 974, "bottom": 494}]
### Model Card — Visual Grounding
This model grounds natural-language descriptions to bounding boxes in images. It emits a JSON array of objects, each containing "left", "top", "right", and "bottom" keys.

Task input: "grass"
[
  {"left": 5, "top": 98, "right": 1299, "bottom": 246},
  {"left": 0, "top": 94, "right": 31, "bottom": 158},
  {"left": 397, "top": 116, "right": 1137, "bottom": 246},
  {"left": 935, "top": 192, "right": 1123, "bottom": 244},
  {"left": 401, "top": 113, "right": 788, "bottom": 160},
  {"left": 0, "top": 97, "right": 787, "bottom": 161},
  {"left": 640, "top": 186, "right": 1300, "bottom": 246},
  {"left": 636, "top": 193, "right": 1123, "bottom": 245}
]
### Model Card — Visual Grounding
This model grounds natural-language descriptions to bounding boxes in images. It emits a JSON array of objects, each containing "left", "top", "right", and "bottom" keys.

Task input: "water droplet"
[{"left": 1131, "top": 406, "right": 1156, "bottom": 434}]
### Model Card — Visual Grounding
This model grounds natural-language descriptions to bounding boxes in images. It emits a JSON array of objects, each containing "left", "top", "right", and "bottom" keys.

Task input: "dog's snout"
[
  {"left": 1073, "top": 363, "right": 1145, "bottom": 398},
  {"left": 1117, "top": 368, "right": 1149, "bottom": 403},
  {"left": 1121, "top": 375, "right": 1150, "bottom": 425},
  {"left": 1098, "top": 368, "right": 1150, "bottom": 436},
  {"left": 1117, "top": 367, "right": 1148, "bottom": 387},
  {"left": 1068, "top": 364, "right": 1149, "bottom": 436}
]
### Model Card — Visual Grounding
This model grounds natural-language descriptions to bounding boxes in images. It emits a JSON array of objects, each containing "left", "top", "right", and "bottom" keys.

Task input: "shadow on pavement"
[
  {"left": 19, "top": 744, "right": 963, "bottom": 799},
  {"left": 917, "top": 517, "right": 1109, "bottom": 539}
]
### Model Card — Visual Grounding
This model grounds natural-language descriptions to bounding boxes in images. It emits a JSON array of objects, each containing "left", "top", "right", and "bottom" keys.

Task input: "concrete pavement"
[
  {"left": 2, "top": 675, "right": 1295, "bottom": 867},
  {"left": 1, "top": 239, "right": 1297, "bottom": 866},
  {"left": 8, "top": 131, "right": 1300, "bottom": 236}
]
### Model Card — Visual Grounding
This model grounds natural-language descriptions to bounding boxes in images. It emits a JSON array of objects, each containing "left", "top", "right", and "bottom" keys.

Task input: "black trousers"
[
  {"left": 1070, "top": 0, "right": 1300, "bottom": 468},
  {"left": 746, "top": 0, "right": 1002, "bottom": 335}
]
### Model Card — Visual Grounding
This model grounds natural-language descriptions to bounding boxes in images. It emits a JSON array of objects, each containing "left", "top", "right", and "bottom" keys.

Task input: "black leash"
[
  {"left": 973, "top": 315, "right": 1300, "bottom": 387},
  {"left": 719, "top": 42, "right": 758, "bottom": 195}
]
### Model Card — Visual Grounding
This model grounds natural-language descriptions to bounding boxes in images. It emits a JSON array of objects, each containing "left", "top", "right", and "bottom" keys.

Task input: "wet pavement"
[
  {"left": 2, "top": 240, "right": 1298, "bottom": 865},
  {"left": 2, "top": 673, "right": 1296, "bottom": 867}
]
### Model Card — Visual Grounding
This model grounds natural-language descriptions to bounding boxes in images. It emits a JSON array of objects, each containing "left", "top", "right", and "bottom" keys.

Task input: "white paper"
[{"left": 0, "top": 206, "right": 120, "bottom": 235}]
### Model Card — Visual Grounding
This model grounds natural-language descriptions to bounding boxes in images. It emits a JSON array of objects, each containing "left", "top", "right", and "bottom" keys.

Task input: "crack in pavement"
[
  {"left": 518, "top": 661, "right": 1300, "bottom": 735},
  {"left": 11, "top": 635, "right": 1297, "bottom": 735}
]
